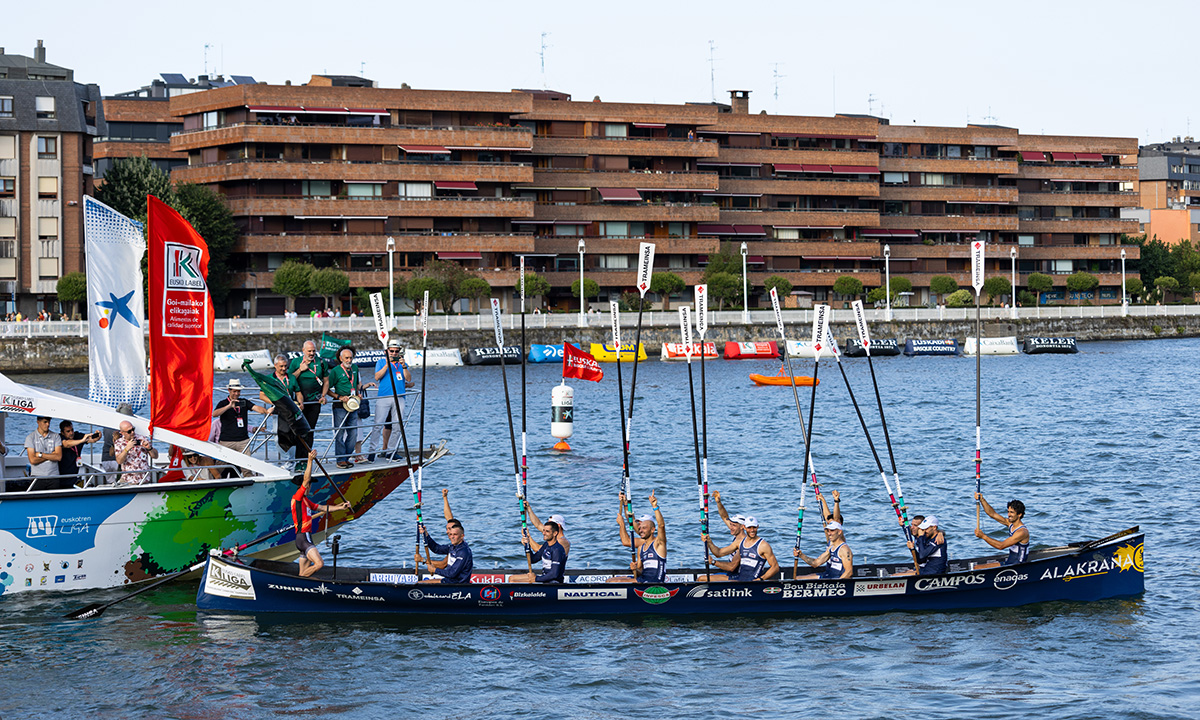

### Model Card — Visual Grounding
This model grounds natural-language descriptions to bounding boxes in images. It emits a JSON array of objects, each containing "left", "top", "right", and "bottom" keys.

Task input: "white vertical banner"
[{"left": 84, "top": 197, "right": 148, "bottom": 411}]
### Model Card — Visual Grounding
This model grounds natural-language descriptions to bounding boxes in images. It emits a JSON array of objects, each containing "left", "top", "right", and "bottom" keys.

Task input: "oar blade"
[
  {"left": 971, "top": 240, "right": 986, "bottom": 294},
  {"left": 770, "top": 287, "right": 786, "bottom": 341},
  {"left": 811, "top": 304, "right": 830, "bottom": 355},
  {"left": 610, "top": 301, "right": 621, "bottom": 348},
  {"left": 490, "top": 298, "right": 504, "bottom": 348},
  {"left": 678, "top": 306, "right": 694, "bottom": 359},
  {"left": 421, "top": 290, "right": 429, "bottom": 343},
  {"left": 851, "top": 299, "right": 872, "bottom": 355},
  {"left": 64, "top": 603, "right": 105, "bottom": 620},
  {"left": 695, "top": 284, "right": 708, "bottom": 337},
  {"left": 369, "top": 291, "right": 388, "bottom": 347},
  {"left": 636, "top": 242, "right": 656, "bottom": 298}
]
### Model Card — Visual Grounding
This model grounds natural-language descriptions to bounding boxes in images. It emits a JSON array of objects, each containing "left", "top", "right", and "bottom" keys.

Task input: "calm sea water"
[{"left": 2, "top": 337, "right": 1198, "bottom": 719}]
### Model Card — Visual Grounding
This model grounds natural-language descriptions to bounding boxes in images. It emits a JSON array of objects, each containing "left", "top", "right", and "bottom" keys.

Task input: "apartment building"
[
  {"left": 0, "top": 41, "right": 103, "bottom": 315},
  {"left": 1122, "top": 140, "right": 1200, "bottom": 246},
  {"left": 166, "top": 81, "right": 1138, "bottom": 314}
]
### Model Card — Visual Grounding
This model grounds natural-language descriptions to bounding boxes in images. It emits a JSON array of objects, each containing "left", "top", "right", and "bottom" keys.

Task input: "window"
[
  {"left": 1018, "top": 235, "right": 1035, "bottom": 246},
  {"left": 882, "top": 142, "right": 906, "bottom": 157},
  {"left": 921, "top": 173, "right": 944, "bottom": 186},
  {"left": 38, "top": 137, "right": 58, "bottom": 159},
  {"left": 0, "top": 97, "right": 12, "bottom": 118},
  {"left": 553, "top": 224, "right": 583, "bottom": 236},
  {"left": 597, "top": 254, "right": 630, "bottom": 269},
  {"left": 0, "top": 178, "right": 14, "bottom": 197},
  {"left": 38, "top": 217, "right": 58, "bottom": 238},
  {"left": 35, "top": 96, "right": 56, "bottom": 119},
  {"left": 668, "top": 222, "right": 686, "bottom": 237},
  {"left": 603, "top": 123, "right": 627, "bottom": 138},
  {"left": 0, "top": 135, "right": 13, "bottom": 159},
  {"left": 600, "top": 222, "right": 628, "bottom": 238},
  {"left": 0, "top": 239, "right": 14, "bottom": 259},
  {"left": 38, "top": 177, "right": 58, "bottom": 197},
  {"left": 775, "top": 228, "right": 800, "bottom": 240},
  {"left": 883, "top": 172, "right": 908, "bottom": 185},
  {"left": 400, "top": 182, "right": 432, "bottom": 198},
  {"left": 345, "top": 183, "right": 382, "bottom": 198},
  {"left": 301, "top": 180, "right": 332, "bottom": 197},
  {"left": 946, "top": 145, "right": 962, "bottom": 158},
  {"left": 0, "top": 216, "right": 15, "bottom": 237},
  {"left": 1052, "top": 260, "right": 1073, "bottom": 273}
]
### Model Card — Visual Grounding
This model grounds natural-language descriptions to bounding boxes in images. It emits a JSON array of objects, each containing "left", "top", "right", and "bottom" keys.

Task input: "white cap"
[
  {"left": 743, "top": 516, "right": 759, "bottom": 528},
  {"left": 226, "top": 378, "right": 243, "bottom": 390},
  {"left": 825, "top": 521, "right": 844, "bottom": 531},
  {"left": 918, "top": 516, "right": 938, "bottom": 530},
  {"left": 387, "top": 338, "right": 402, "bottom": 349},
  {"left": 730, "top": 515, "right": 746, "bottom": 526},
  {"left": 548, "top": 514, "right": 567, "bottom": 531},
  {"left": 637, "top": 514, "right": 653, "bottom": 523}
]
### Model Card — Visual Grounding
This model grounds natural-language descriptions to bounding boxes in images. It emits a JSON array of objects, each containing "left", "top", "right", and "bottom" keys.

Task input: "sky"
[{"left": 7, "top": 0, "right": 1196, "bottom": 142}]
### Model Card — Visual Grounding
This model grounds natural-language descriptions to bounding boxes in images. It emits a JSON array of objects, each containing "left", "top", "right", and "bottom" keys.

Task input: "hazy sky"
[{"left": 8, "top": 0, "right": 1194, "bottom": 142}]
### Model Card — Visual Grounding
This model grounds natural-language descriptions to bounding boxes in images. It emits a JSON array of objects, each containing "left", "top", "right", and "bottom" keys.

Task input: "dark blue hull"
[{"left": 198, "top": 531, "right": 1143, "bottom": 619}]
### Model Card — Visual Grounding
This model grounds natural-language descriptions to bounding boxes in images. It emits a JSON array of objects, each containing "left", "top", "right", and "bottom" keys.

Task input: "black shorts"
[{"left": 295, "top": 532, "right": 317, "bottom": 555}]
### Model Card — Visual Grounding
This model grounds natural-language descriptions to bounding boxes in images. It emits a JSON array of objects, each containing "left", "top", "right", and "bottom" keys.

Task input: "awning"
[
  {"left": 774, "top": 225, "right": 844, "bottom": 230},
  {"left": 632, "top": 122, "right": 667, "bottom": 129},
  {"left": 434, "top": 181, "right": 477, "bottom": 191},
  {"left": 747, "top": 255, "right": 766, "bottom": 264},
  {"left": 734, "top": 225, "right": 766, "bottom": 235},
  {"left": 1075, "top": 153, "right": 1104, "bottom": 162},
  {"left": 248, "top": 105, "right": 304, "bottom": 113},
  {"left": 446, "top": 146, "right": 532, "bottom": 152},
  {"left": 803, "top": 256, "right": 874, "bottom": 260},
  {"left": 697, "top": 161, "right": 762, "bottom": 167},
  {"left": 399, "top": 145, "right": 450, "bottom": 154},
  {"left": 830, "top": 165, "right": 880, "bottom": 174},
  {"left": 598, "top": 187, "right": 642, "bottom": 201},
  {"left": 861, "top": 229, "right": 920, "bottom": 237},
  {"left": 436, "top": 252, "right": 483, "bottom": 260},
  {"left": 772, "top": 132, "right": 876, "bottom": 140},
  {"left": 697, "top": 130, "right": 762, "bottom": 136},
  {"left": 773, "top": 164, "right": 807, "bottom": 173},
  {"left": 1051, "top": 152, "right": 1076, "bottom": 162},
  {"left": 302, "top": 106, "right": 350, "bottom": 115},
  {"left": 347, "top": 108, "right": 389, "bottom": 115},
  {"left": 1020, "top": 151, "right": 1047, "bottom": 162},
  {"left": 698, "top": 224, "right": 737, "bottom": 235}
]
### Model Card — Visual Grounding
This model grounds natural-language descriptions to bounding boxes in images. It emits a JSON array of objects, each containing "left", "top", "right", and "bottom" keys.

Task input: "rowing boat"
[
  {"left": 196, "top": 527, "right": 1143, "bottom": 618},
  {"left": 749, "top": 374, "right": 819, "bottom": 387}
]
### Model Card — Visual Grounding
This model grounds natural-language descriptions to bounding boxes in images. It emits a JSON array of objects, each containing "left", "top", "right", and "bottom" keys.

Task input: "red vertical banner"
[{"left": 147, "top": 194, "right": 214, "bottom": 440}]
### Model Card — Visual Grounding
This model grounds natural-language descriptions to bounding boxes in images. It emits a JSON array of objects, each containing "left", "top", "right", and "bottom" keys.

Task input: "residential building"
[
  {"left": 0, "top": 41, "right": 103, "bottom": 315},
  {"left": 1123, "top": 140, "right": 1200, "bottom": 245}
]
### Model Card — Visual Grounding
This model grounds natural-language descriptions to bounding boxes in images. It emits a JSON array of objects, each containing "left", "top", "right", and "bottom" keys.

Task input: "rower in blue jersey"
[
  {"left": 703, "top": 516, "right": 780, "bottom": 581},
  {"left": 974, "top": 494, "right": 1030, "bottom": 567},
  {"left": 511, "top": 521, "right": 567, "bottom": 583},
  {"left": 415, "top": 517, "right": 474, "bottom": 584},
  {"left": 893, "top": 515, "right": 949, "bottom": 576},
  {"left": 793, "top": 521, "right": 854, "bottom": 580},
  {"left": 609, "top": 490, "right": 667, "bottom": 583}
]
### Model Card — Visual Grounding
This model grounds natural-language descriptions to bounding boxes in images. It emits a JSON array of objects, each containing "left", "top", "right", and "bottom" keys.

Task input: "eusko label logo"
[{"left": 166, "top": 243, "right": 205, "bottom": 291}]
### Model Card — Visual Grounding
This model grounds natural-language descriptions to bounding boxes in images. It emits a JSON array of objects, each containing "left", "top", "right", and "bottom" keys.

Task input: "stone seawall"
[{"left": 3, "top": 315, "right": 1198, "bottom": 373}]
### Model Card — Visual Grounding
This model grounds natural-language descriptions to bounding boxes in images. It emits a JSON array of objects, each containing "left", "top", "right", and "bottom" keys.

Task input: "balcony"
[
  {"left": 171, "top": 123, "right": 533, "bottom": 153},
  {"left": 878, "top": 185, "right": 1018, "bottom": 204},
  {"left": 741, "top": 240, "right": 881, "bottom": 257},
  {"left": 719, "top": 208, "right": 880, "bottom": 229},
  {"left": 1018, "top": 191, "right": 1140, "bottom": 208},
  {"left": 533, "top": 202, "right": 720, "bottom": 223},
  {"left": 527, "top": 169, "right": 720, "bottom": 192},
  {"left": 748, "top": 270, "right": 883, "bottom": 287},
  {"left": 174, "top": 159, "right": 534, "bottom": 185},
  {"left": 718, "top": 177, "right": 879, "bottom": 198},
  {"left": 1018, "top": 217, "right": 1139, "bottom": 234},
  {"left": 534, "top": 236, "right": 719, "bottom": 255},
  {"left": 236, "top": 232, "right": 537, "bottom": 254},
  {"left": 531, "top": 136, "right": 720, "bottom": 159},
  {"left": 224, "top": 196, "right": 535, "bottom": 219},
  {"left": 879, "top": 157, "right": 1018, "bottom": 175},
  {"left": 880, "top": 214, "right": 1019, "bottom": 232},
  {"left": 717, "top": 148, "right": 880, "bottom": 167},
  {"left": 1016, "top": 164, "right": 1135, "bottom": 182}
]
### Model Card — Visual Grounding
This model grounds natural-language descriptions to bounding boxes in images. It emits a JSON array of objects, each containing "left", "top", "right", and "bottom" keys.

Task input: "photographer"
[
  {"left": 58, "top": 421, "right": 99, "bottom": 487},
  {"left": 114, "top": 421, "right": 159, "bottom": 486}
]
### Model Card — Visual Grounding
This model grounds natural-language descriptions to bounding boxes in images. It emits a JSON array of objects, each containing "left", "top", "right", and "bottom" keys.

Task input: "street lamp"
[
  {"left": 578, "top": 238, "right": 586, "bottom": 328},
  {"left": 740, "top": 241, "right": 749, "bottom": 323},
  {"left": 249, "top": 272, "right": 258, "bottom": 319},
  {"left": 386, "top": 236, "right": 395, "bottom": 329},
  {"left": 1010, "top": 246, "right": 1018, "bottom": 320},
  {"left": 884, "top": 244, "right": 891, "bottom": 321},
  {"left": 1120, "top": 247, "right": 1128, "bottom": 317}
]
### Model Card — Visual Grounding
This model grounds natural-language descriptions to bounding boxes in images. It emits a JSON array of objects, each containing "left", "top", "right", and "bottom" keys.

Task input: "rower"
[
  {"left": 974, "top": 494, "right": 1029, "bottom": 568},
  {"left": 526, "top": 500, "right": 570, "bottom": 558},
  {"left": 703, "top": 516, "right": 780, "bottom": 582},
  {"left": 892, "top": 515, "right": 948, "bottom": 576},
  {"left": 794, "top": 521, "right": 854, "bottom": 580},
  {"left": 415, "top": 518, "right": 473, "bottom": 584},
  {"left": 608, "top": 491, "right": 667, "bottom": 584},
  {"left": 291, "top": 449, "right": 351, "bottom": 578},
  {"left": 511, "top": 521, "right": 567, "bottom": 583}
]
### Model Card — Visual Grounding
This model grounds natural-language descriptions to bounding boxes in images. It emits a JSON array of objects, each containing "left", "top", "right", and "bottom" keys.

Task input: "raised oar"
[
  {"left": 414, "top": 291, "right": 431, "bottom": 574},
  {"left": 621, "top": 241, "right": 656, "bottom": 537},
  {"left": 610, "top": 301, "right": 637, "bottom": 560},
  {"left": 679, "top": 306, "right": 710, "bottom": 579},
  {"left": 799, "top": 305, "right": 830, "bottom": 520},
  {"left": 493, "top": 298, "right": 534, "bottom": 575},
  {"left": 65, "top": 523, "right": 297, "bottom": 619},
  {"left": 792, "top": 481, "right": 807, "bottom": 579},
  {"left": 519, "top": 256, "right": 529, "bottom": 507},
  {"left": 695, "top": 285, "right": 711, "bottom": 559},
  {"left": 769, "top": 289, "right": 826, "bottom": 514},
  {"left": 971, "top": 240, "right": 986, "bottom": 530},
  {"left": 824, "top": 320, "right": 919, "bottom": 573}
]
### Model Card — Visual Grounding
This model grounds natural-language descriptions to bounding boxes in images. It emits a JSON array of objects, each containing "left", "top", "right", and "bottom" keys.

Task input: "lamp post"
[
  {"left": 740, "top": 241, "right": 749, "bottom": 323},
  {"left": 578, "top": 238, "right": 586, "bottom": 328},
  {"left": 884, "top": 244, "right": 891, "bottom": 321},
  {"left": 249, "top": 272, "right": 257, "bottom": 319},
  {"left": 386, "top": 236, "right": 395, "bottom": 329},
  {"left": 1010, "top": 246, "right": 1018, "bottom": 319},
  {"left": 1120, "top": 247, "right": 1128, "bottom": 317}
]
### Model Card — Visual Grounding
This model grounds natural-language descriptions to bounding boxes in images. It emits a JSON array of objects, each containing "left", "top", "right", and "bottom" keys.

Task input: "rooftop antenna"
[
  {"left": 708, "top": 40, "right": 718, "bottom": 102},
  {"left": 540, "top": 32, "right": 552, "bottom": 89},
  {"left": 772, "top": 63, "right": 786, "bottom": 113},
  {"left": 832, "top": 72, "right": 836, "bottom": 114},
  {"left": 868, "top": 93, "right": 877, "bottom": 116},
  {"left": 361, "top": 61, "right": 366, "bottom": 76},
  {"left": 203, "top": 43, "right": 211, "bottom": 76},
  {"left": 984, "top": 106, "right": 997, "bottom": 124}
]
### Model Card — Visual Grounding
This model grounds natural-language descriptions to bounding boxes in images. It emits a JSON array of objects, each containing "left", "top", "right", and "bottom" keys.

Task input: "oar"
[
  {"left": 413, "top": 291, "right": 431, "bottom": 577},
  {"left": 851, "top": 299, "right": 914, "bottom": 536},
  {"left": 369, "top": 290, "right": 415, "bottom": 574},
  {"left": 611, "top": 301, "right": 637, "bottom": 561},
  {"left": 971, "top": 240, "right": 986, "bottom": 530},
  {"left": 695, "top": 285, "right": 711, "bottom": 571},
  {"left": 519, "top": 256, "right": 528, "bottom": 507},
  {"left": 493, "top": 299, "right": 533, "bottom": 575},
  {"left": 679, "top": 306, "right": 709, "bottom": 579},
  {"left": 621, "top": 241, "right": 656, "bottom": 550},
  {"left": 65, "top": 523, "right": 297, "bottom": 619},
  {"left": 769, "top": 289, "right": 826, "bottom": 514},
  {"left": 798, "top": 305, "right": 829, "bottom": 521},
  {"left": 793, "top": 482, "right": 807, "bottom": 579},
  {"left": 824, "top": 319, "right": 919, "bottom": 573}
]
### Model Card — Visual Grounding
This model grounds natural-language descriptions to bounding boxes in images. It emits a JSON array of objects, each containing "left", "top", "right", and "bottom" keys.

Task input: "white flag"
[{"left": 84, "top": 197, "right": 147, "bottom": 411}]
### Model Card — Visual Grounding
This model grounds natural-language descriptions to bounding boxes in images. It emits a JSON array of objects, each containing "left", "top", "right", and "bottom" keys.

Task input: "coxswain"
[
  {"left": 291, "top": 449, "right": 351, "bottom": 577},
  {"left": 608, "top": 491, "right": 667, "bottom": 583},
  {"left": 974, "top": 494, "right": 1029, "bottom": 568}
]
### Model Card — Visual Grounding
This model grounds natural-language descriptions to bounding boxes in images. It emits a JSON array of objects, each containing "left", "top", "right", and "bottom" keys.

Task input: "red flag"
[
  {"left": 148, "top": 195, "right": 214, "bottom": 440},
  {"left": 563, "top": 342, "right": 604, "bottom": 383},
  {"left": 159, "top": 445, "right": 185, "bottom": 483}
]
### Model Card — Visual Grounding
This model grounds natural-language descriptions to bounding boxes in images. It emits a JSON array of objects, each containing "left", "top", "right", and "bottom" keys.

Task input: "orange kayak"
[{"left": 750, "top": 374, "right": 819, "bottom": 387}]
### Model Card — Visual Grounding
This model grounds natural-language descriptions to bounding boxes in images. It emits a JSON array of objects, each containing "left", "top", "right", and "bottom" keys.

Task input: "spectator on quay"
[
  {"left": 24, "top": 416, "right": 63, "bottom": 491},
  {"left": 114, "top": 420, "right": 158, "bottom": 485},
  {"left": 212, "top": 379, "right": 272, "bottom": 453}
]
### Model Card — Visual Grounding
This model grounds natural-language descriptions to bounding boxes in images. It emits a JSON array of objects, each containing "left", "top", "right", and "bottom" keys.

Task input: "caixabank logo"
[{"left": 166, "top": 243, "right": 206, "bottom": 291}]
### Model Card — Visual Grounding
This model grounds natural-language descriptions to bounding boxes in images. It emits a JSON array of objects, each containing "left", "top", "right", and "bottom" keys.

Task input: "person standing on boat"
[
  {"left": 415, "top": 518, "right": 474, "bottom": 584},
  {"left": 213, "top": 379, "right": 273, "bottom": 454},
  {"left": 365, "top": 339, "right": 411, "bottom": 462},
  {"left": 609, "top": 491, "right": 667, "bottom": 583},
  {"left": 794, "top": 521, "right": 854, "bottom": 580},
  {"left": 292, "top": 449, "right": 351, "bottom": 578},
  {"left": 704, "top": 516, "right": 780, "bottom": 581},
  {"left": 113, "top": 421, "right": 158, "bottom": 485},
  {"left": 326, "top": 346, "right": 374, "bottom": 469},
  {"left": 974, "top": 494, "right": 1030, "bottom": 567},
  {"left": 288, "top": 341, "right": 329, "bottom": 455},
  {"left": 58, "top": 421, "right": 99, "bottom": 487},
  {"left": 511, "top": 521, "right": 567, "bottom": 583},
  {"left": 24, "top": 416, "right": 63, "bottom": 490},
  {"left": 263, "top": 355, "right": 305, "bottom": 460}
]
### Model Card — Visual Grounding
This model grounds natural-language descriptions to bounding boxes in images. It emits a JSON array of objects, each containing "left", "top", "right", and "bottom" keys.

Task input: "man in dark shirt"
[
  {"left": 213, "top": 379, "right": 272, "bottom": 453},
  {"left": 511, "top": 521, "right": 567, "bottom": 583},
  {"left": 58, "top": 421, "right": 99, "bottom": 486},
  {"left": 415, "top": 519, "right": 474, "bottom": 584}
]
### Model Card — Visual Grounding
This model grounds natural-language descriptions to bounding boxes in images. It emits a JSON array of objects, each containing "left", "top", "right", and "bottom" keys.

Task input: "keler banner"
[
  {"left": 562, "top": 342, "right": 604, "bottom": 382},
  {"left": 148, "top": 194, "right": 214, "bottom": 440}
]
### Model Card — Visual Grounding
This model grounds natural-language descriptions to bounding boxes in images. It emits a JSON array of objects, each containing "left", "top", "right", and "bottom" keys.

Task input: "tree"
[
  {"left": 1124, "top": 277, "right": 1144, "bottom": 302},
  {"left": 459, "top": 276, "right": 492, "bottom": 313},
  {"left": 415, "top": 259, "right": 473, "bottom": 312},
  {"left": 650, "top": 271, "right": 685, "bottom": 311},
  {"left": 982, "top": 276, "right": 1012, "bottom": 305},
  {"left": 763, "top": 275, "right": 793, "bottom": 300},
  {"left": 945, "top": 289, "right": 973, "bottom": 308},
  {"left": 888, "top": 276, "right": 914, "bottom": 296},
  {"left": 1154, "top": 275, "right": 1180, "bottom": 301},
  {"left": 619, "top": 291, "right": 652, "bottom": 312},
  {"left": 1065, "top": 271, "right": 1099, "bottom": 305},
  {"left": 175, "top": 183, "right": 239, "bottom": 304},
  {"left": 310, "top": 267, "right": 350, "bottom": 310},
  {"left": 57, "top": 272, "right": 86, "bottom": 319},
  {"left": 570, "top": 278, "right": 600, "bottom": 313},
  {"left": 867, "top": 286, "right": 888, "bottom": 303},
  {"left": 929, "top": 275, "right": 958, "bottom": 305},
  {"left": 1027, "top": 272, "right": 1054, "bottom": 307},
  {"left": 1170, "top": 239, "right": 1200, "bottom": 290},
  {"left": 1017, "top": 290, "right": 1038, "bottom": 307},
  {"left": 707, "top": 271, "right": 741, "bottom": 311},
  {"left": 1135, "top": 235, "right": 1172, "bottom": 289},
  {"left": 519, "top": 272, "right": 551, "bottom": 312},
  {"left": 832, "top": 275, "right": 864, "bottom": 299},
  {"left": 94, "top": 155, "right": 178, "bottom": 222},
  {"left": 406, "top": 277, "right": 450, "bottom": 313},
  {"left": 1190, "top": 272, "right": 1200, "bottom": 294},
  {"left": 271, "top": 260, "right": 314, "bottom": 313},
  {"left": 702, "top": 242, "right": 745, "bottom": 282}
]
